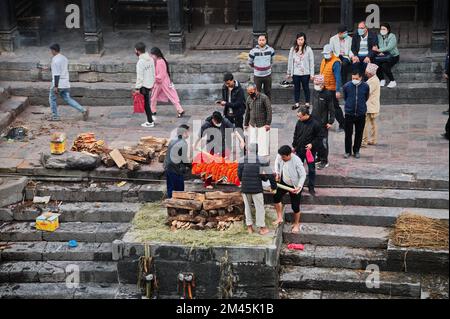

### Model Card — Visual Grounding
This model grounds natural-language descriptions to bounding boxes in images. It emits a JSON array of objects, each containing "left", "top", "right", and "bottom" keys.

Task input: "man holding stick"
[{"left": 272, "top": 145, "right": 307, "bottom": 233}]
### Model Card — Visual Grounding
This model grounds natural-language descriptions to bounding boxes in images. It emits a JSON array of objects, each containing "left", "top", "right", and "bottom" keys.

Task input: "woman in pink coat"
[{"left": 150, "top": 47, "right": 185, "bottom": 118}]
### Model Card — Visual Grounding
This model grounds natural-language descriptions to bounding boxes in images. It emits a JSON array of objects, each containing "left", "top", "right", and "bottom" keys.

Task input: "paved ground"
[{"left": 0, "top": 102, "right": 448, "bottom": 185}]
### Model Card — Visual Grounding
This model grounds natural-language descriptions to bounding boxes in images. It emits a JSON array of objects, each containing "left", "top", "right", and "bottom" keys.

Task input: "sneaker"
[
  {"left": 141, "top": 122, "right": 155, "bottom": 128},
  {"left": 281, "top": 80, "right": 292, "bottom": 88},
  {"left": 380, "top": 80, "right": 386, "bottom": 87},
  {"left": 344, "top": 153, "right": 351, "bottom": 159},
  {"left": 48, "top": 116, "right": 61, "bottom": 122},
  {"left": 292, "top": 103, "right": 300, "bottom": 110},
  {"left": 152, "top": 112, "right": 157, "bottom": 116},
  {"left": 317, "top": 162, "right": 329, "bottom": 170},
  {"left": 387, "top": 81, "right": 397, "bottom": 88},
  {"left": 82, "top": 108, "right": 89, "bottom": 121},
  {"left": 354, "top": 152, "right": 361, "bottom": 159}
]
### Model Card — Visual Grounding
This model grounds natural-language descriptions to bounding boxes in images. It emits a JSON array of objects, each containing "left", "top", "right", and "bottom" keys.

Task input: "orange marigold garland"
[{"left": 192, "top": 152, "right": 240, "bottom": 186}]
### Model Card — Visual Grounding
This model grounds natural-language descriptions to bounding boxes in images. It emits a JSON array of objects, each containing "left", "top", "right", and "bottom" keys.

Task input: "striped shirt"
[
  {"left": 248, "top": 45, "right": 275, "bottom": 77},
  {"left": 244, "top": 93, "right": 272, "bottom": 128},
  {"left": 358, "top": 35, "right": 369, "bottom": 56}
]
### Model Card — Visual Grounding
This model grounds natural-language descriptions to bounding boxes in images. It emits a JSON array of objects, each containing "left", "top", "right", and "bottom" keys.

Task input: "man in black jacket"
[
  {"left": 164, "top": 124, "right": 191, "bottom": 198},
  {"left": 238, "top": 144, "right": 277, "bottom": 235},
  {"left": 293, "top": 106, "right": 322, "bottom": 196},
  {"left": 351, "top": 21, "right": 379, "bottom": 74},
  {"left": 311, "top": 75, "right": 335, "bottom": 170},
  {"left": 218, "top": 73, "right": 246, "bottom": 129}
]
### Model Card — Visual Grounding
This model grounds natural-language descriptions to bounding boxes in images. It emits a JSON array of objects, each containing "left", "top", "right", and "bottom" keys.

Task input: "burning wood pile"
[
  {"left": 71, "top": 133, "right": 169, "bottom": 171},
  {"left": 164, "top": 191, "right": 244, "bottom": 231}
]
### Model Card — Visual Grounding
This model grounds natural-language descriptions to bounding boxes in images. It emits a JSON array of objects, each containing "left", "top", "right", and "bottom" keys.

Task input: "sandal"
[{"left": 177, "top": 111, "right": 185, "bottom": 118}]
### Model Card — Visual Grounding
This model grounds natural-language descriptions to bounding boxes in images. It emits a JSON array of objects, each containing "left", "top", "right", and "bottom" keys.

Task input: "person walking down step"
[
  {"left": 373, "top": 23, "right": 400, "bottom": 88},
  {"left": 343, "top": 70, "right": 370, "bottom": 159},
  {"left": 273, "top": 146, "right": 307, "bottom": 234},
  {"left": 238, "top": 144, "right": 277, "bottom": 235},
  {"left": 164, "top": 125, "right": 191, "bottom": 198},
  {"left": 362, "top": 64, "right": 381, "bottom": 147},
  {"left": 320, "top": 44, "right": 345, "bottom": 132},
  {"left": 134, "top": 42, "right": 155, "bottom": 128},
  {"left": 150, "top": 47, "right": 185, "bottom": 118},
  {"left": 48, "top": 44, "right": 88, "bottom": 122},
  {"left": 293, "top": 106, "right": 322, "bottom": 196},
  {"left": 287, "top": 32, "right": 315, "bottom": 110},
  {"left": 311, "top": 75, "right": 335, "bottom": 170},
  {"left": 248, "top": 34, "right": 275, "bottom": 99}
]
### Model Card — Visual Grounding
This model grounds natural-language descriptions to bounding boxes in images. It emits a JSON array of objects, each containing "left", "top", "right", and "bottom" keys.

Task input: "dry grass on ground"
[
  {"left": 128, "top": 202, "right": 278, "bottom": 247},
  {"left": 392, "top": 213, "right": 449, "bottom": 250}
]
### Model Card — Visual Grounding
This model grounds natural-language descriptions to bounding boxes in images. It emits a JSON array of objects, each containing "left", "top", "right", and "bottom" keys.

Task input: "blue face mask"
[{"left": 358, "top": 28, "right": 366, "bottom": 36}]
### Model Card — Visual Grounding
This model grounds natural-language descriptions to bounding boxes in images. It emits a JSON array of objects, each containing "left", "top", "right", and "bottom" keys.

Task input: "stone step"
[
  {"left": 0, "top": 176, "right": 28, "bottom": 208},
  {"left": 272, "top": 188, "right": 449, "bottom": 209},
  {"left": 282, "top": 223, "right": 390, "bottom": 249},
  {"left": 0, "top": 86, "right": 10, "bottom": 104},
  {"left": 280, "top": 245, "right": 388, "bottom": 270},
  {"left": 284, "top": 205, "right": 449, "bottom": 227},
  {"left": 280, "top": 289, "right": 410, "bottom": 299},
  {"left": 0, "top": 95, "right": 29, "bottom": 133},
  {"left": 0, "top": 241, "right": 112, "bottom": 261},
  {"left": 1, "top": 81, "right": 448, "bottom": 106},
  {"left": 0, "top": 222, "right": 130, "bottom": 243},
  {"left": 0, "top": 282, "right": 130, "bottom": 299},
  {"left": 280, "top": 266, "right": 422, "bottom": 298},
  {"left": 9, "top": 202, "right": 141, "bottom": 223},
  {"left": 0, "top": 261, "right": 118, "bottom": 283}
]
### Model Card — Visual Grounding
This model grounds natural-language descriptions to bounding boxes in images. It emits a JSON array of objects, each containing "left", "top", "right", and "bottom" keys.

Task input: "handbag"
[
  {"left": 306, "top": 149, "right": 315, "bottom": 164},
  {"left": 132, "top": 91, "right": 145, "bottom": 114},
  {"left": 374, "top": 53, "right": 393, "bottom": 64}
]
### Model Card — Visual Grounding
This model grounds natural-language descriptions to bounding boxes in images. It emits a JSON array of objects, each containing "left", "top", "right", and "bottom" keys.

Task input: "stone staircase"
[
  {"left": 0, "top": 86, "right": 29, "bottom": 134},
  {"left": 279, "top": 187, "right": 449, "bottom": 299},
  {"left": 0, "top": 51, "right": 448, "bottom": 107},
  {"left": 0, "top": 186, "right": 142, "bottom": 299}
]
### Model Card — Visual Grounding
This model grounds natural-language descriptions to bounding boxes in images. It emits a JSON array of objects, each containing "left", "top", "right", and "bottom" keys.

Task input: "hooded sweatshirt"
[{"left": 135, "top": 52, "right": 155, "bottom": 89}]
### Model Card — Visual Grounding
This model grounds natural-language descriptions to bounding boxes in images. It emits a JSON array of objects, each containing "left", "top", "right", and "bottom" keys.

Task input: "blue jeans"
[
  {"left": 49, "top": 86, "right": 85, "bottom": 118},
  {"left": 166, "top": 171, "right": 185, "bottom": 199},
  {"left": 293, "top": 75, "right": 311, "bottom": 104}
]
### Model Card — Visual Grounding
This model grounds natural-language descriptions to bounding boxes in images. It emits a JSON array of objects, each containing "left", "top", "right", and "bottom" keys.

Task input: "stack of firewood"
[
  {"left": 71, "top": 134, "right": 170, "bottom": 171},
  {"left": 164, "top": 191, "right": 244, "bottom": 231}
]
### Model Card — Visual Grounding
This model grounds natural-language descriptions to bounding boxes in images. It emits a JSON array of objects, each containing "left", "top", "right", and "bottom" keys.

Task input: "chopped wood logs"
[{"left": 164, "top": 191, "right": 244, "bottom": 231}]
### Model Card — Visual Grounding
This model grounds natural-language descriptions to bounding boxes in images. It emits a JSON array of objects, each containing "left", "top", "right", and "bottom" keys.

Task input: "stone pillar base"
[
  {"left": 169, "top": 33, "right": 186, "bottom": 55},
  {"left": 84, "top": 31, "right": 104, "bottom": 55},
  {"left": 0, "top": 27, "right": 19, "bottom": 52},
  {"left": 431, "top": 31, "right": 448, "bottom": 53}
]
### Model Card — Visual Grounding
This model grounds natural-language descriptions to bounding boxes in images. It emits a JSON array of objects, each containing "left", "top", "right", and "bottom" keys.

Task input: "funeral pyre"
[
  {"left": 71, "top": 133, "right": 169, "bottom": 171},
  {"left": 164, "top": 191, "right": 244, "bottom": 231},
  {"left": 191, "top": 152, "right": 241, "bottom": 186}
]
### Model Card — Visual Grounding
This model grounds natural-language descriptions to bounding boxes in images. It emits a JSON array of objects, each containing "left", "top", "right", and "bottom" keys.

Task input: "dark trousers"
[
  {"left": 254, "top": 75, "right": 272, "bottom": 100},
  {"left": 339, "top": 56, "right": 352, "bottom": 85},
  {"left": 352, "top": 55, "right": 370, "bottom": 74},
  {"left": 140, "top": 87, "right": 153, "bottom": 123},
  {"left": 344, "top": 114, "right": 366, "bottom": 155},
  {"left": 329, "top": 90, "right": 345, "bottom": 129},
  {"left": 226, "top": 115, "right": 244, "bottom": 129},
  {"left": 273, "top": 180, "right": 302, "bottom": 213},
  {"left": 376, "top": 55, "right": 400, "bottom": 81},
  {"left": 166, "top": 171, "right": 185, "bottom": 198},
  {"left": 318, "top": 128, "right": 329, "bottom": 163},
  {"left": 293, "top": 75, "right": 311, "bottom": 104},
  {"left": 298, "top": 151, "right": 316, "bottom": 189}
]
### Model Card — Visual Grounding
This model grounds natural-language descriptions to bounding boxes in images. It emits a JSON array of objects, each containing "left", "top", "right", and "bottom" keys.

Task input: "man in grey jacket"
[{"left": 272, "top": 145, "right": 307, "bottom": 234}]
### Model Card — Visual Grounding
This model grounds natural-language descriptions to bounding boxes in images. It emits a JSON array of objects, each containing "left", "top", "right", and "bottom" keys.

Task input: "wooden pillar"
[
  {"left": 0, "top": 0, "right": 19, "bottom": 52},
  {"left": 340, "top": 0, "right": 354, "bottom": 32},
  {"left": 252, "top": 0, "right": 267, "bottom": 45},
  {"left": 168, "top": 0, "right": 185, "bottom": 54},
  {"left": 82, "top": 0, "right": 104, "bottom": 55},
  {"left": 431, "top": 0, "right": 448, "bottom": 53}
]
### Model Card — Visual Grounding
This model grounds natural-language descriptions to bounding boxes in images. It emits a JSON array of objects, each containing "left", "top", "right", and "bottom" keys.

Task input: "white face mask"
[
  {"left": 314, "top": 85, "right": 323, "bottom": 91},
  {"left": 380, "top": 30, "right": 388, "bottom": 36},
  {"left": 352, "top": 80, "right": 361, "bottom": 86},
  {"left": 324, "top": 54, "right": 331, "bottom": 60}
]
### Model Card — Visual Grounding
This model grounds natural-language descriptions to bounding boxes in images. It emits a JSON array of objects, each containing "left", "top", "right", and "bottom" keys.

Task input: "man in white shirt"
[
  {"left": 134, "top": 42, "right": 155, "bottom": 128},
  {"left": 48, "top": 44, "right": 88, "bottom": 121},
  {"left": 329, "top": 25, "right": 353, "bottom": 84}
]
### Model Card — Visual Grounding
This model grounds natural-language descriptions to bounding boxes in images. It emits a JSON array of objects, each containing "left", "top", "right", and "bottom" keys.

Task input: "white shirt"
[
  {"left": 135, "top": 52, "right": 155, "bottom": 89},
  {"left": 51, "top": 54, "right": 71, "bottom": 89}
]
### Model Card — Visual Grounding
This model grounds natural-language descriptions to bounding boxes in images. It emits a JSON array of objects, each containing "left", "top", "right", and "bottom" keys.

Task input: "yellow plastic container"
[
  {"left": 36, "top": 212, "right": 60, "bottom": 232},
  {"left": 50, "top": 133, "right": 66, "bottom": 155}
]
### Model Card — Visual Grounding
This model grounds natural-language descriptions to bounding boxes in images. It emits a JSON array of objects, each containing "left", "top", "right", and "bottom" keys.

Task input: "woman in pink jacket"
[{"left": 150, "top": 47, "right": 185, "bottom": 118}]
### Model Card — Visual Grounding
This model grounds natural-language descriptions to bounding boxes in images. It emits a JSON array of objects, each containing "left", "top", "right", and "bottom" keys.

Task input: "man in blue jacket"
[{"left": 343, "top": 70, "right": 370, "bottom": 159}]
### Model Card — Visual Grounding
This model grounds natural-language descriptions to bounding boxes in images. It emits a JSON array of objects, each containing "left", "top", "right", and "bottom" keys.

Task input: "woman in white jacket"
[{"left": 287, "top": 33, "right": 315, "bottom": 110}]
